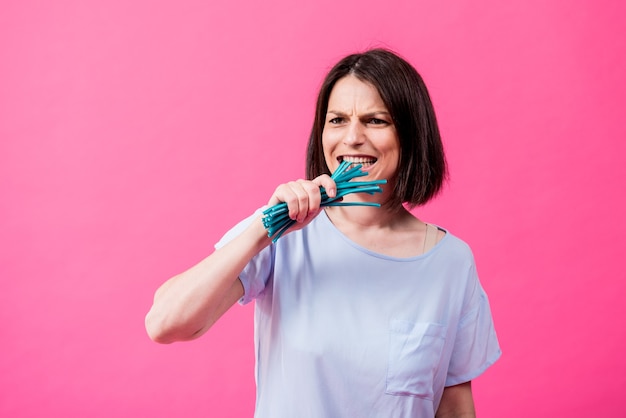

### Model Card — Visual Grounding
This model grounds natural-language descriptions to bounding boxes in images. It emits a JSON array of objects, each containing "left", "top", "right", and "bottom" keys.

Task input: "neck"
[{"left": 324, "top": 201, "right": 411, "bottom": 229}]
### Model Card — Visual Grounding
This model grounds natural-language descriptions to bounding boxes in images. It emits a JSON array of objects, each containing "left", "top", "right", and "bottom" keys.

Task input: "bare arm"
[
  {"left": 435, "top": 382, "right": 476, "bottom": 418},
  {"left": 145, "top": 217, "right": 270, "bottom": 343},
  {"left": 144, "top": 175, "right": 337, "bottom": 344}
]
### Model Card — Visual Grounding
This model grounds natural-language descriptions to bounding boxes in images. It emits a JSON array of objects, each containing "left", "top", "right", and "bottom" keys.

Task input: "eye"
[
  {"left": 368, "top": 118, "right": 389, "bottom": 125},
  {"left": 327, "top": 117, "right": 344, "bottom": 124}
]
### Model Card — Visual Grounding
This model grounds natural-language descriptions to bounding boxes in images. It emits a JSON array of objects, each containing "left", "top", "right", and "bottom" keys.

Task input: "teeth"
[{"left": 342, "top": 156, "right": 377, "bottom": 165}]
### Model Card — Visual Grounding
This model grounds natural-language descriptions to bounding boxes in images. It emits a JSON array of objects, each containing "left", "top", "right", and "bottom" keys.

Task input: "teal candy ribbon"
[{"left": 262, "top": 161, "right": 387, "bottom": 242}]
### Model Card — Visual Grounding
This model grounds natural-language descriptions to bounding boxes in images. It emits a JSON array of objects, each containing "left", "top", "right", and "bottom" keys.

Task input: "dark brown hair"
[{"left": 306, "top": 48, "right": 447, "bottom": 207}]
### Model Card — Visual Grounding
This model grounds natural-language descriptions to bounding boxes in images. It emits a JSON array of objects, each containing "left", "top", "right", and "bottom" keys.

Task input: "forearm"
[{"left": 145, "top": 215, "right": 270, "bottom": 343}]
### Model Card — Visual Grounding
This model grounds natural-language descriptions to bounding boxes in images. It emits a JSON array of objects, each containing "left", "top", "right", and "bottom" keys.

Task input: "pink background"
[{"left": 1, "top": 0, "right": 625, "bottom": 416}]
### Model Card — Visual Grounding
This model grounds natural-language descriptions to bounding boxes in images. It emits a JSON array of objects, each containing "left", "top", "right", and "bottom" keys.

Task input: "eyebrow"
[{"left": 326, "top": 110, "right": 391, "bottom": 117}]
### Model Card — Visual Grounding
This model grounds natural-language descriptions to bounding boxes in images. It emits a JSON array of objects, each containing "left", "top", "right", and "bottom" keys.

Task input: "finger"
[
  {"left": 285, "top": 181, "right": 312, "bottom": 222},
  {"left": 297, "top": 180, "right": 323, "bottom": 216},
  {"left": 313, "top": 174, "right": 337, "bottom": 199},
  {"left": 268, "top": 183, "right": 302, "bottom": 218}
]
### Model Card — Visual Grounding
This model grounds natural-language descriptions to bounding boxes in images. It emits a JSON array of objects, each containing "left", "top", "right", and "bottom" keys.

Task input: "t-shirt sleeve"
[
  {"left": 445, "top": 265, "right": 502, "bottom": 386},
  {"left": 214, "top": 207, "right": 274, "bottom": 305}
]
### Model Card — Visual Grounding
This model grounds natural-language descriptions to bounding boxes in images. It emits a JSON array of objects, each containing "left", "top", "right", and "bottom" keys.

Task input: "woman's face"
[{"left": 322, "top": 75, "right": 400, "bottom": 186}]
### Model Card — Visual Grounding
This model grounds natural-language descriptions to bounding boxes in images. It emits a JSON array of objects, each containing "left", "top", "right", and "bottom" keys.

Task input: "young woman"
[{"left": 146, "top": 48, "right": 501, "bottom": 418}]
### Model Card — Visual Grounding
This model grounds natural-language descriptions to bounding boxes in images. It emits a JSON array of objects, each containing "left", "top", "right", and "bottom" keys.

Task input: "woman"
[{"left": 146, "top": 48, "right": 501, "bottom": 417}]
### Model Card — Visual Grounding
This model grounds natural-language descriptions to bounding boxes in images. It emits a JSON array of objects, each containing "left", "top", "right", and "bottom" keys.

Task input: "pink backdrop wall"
[{"left": 1, "top": 0, "right": 625, "bottom": 416}]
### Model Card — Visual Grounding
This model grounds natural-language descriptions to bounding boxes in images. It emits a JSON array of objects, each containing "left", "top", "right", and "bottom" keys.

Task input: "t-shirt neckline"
[{"left": 318, "top": 209, "right": 449, "bottom": 262}]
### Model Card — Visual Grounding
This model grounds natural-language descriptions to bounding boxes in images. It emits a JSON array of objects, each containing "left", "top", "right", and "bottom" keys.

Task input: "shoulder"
[
  {"left": 433, "top": 228, "right": 476, "bottom": 267},
  {"left": 437, "top": 227, "right": 473, "bottom": 253},
  {"left": 215, "top": 206, "right": 267, "bottom": 249}
]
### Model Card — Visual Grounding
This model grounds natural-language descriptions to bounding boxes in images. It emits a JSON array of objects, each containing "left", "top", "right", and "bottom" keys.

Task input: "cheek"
[
  {"left": 373, "top": 133, "right": 400, "bottom": 155},
  {"left": 321, "top": 132, "right": 336, "bottom": 154},
  {"left": 320, "top": 135, "right": 333, "bottom": 167}
]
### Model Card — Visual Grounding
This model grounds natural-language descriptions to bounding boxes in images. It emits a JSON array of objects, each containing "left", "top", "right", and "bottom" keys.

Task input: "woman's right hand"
[{"left": 266, "top": 174, "right": 337, "bottom": 232}]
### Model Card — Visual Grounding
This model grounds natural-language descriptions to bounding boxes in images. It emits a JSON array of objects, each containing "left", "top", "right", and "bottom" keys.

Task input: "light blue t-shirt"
[{"left": 216, "top": 209, "right": 501, "bottom": 418}]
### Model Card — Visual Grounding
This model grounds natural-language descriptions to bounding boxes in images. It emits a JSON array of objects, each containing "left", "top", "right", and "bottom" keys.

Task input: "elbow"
[
  {"left": 145, "top": 309, "right": 177, "bottom": 344},
  {"left": 144, "top": 307, "right": 207, "bottom": 344},
  {"left": 146, "top": 329, "right": 174, "bottom": 345}
]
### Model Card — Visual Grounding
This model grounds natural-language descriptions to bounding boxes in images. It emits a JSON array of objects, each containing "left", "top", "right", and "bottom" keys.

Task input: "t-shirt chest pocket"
[{"left": 386, "top": 319, "right": 447, "bottom": 400}]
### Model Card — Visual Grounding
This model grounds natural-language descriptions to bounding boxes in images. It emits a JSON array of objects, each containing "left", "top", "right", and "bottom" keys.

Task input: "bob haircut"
[{"left": 306, "top": 48, "right": 447, "bottom": 208}]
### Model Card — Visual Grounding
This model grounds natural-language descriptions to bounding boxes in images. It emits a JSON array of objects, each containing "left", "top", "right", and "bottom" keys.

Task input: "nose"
[{"left": 343, "top": 121, "right": 365, "bottom": 146}]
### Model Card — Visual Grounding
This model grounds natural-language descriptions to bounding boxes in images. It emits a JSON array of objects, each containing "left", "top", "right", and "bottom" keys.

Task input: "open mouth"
[{"left": 339, "top": 156, "right": 377, "bottom": 167}]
